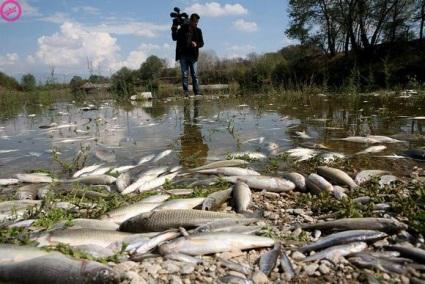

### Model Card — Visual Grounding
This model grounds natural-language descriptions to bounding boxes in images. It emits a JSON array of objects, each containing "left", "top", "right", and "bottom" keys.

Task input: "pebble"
[
  {"left": 319, "top": 263, "right": 330, "bottom": 274},
  {"left": 291, "top": 251, "right": 306, "bottom": 261},
  {"left": 304, "top": 263, "right": 319, "bottom": 276},
  {"left": 252, "top": 270, "right": 268, "bottom": 284},
  {"left": 147, "top": 264, "right": 161, "bottom": 275},
  {"left": 180, "top": 264, "right": 195, "bottom": 274},
  {"left": 292, "top": 227, "right": 302, "bottom": 238},
  {"left": 161, "top": 260, "right": 180, "bottom": 274},
  {"left": 126, "top": 271, "right": 146, "bottom": 284}
]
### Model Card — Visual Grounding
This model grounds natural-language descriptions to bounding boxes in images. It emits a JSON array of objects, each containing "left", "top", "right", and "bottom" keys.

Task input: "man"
[{"left": 172, "top": 13, "right": 204, "bottom": 97}]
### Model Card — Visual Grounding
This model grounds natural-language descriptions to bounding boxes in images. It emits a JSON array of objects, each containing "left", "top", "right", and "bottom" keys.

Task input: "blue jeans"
[{"left": 180, "top": 55, "right": 201, "bottom": 95}]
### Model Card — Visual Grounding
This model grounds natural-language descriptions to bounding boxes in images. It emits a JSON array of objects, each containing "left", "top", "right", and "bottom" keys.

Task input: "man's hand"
[{"left": 191, "top": 41, "right": 197, "bottom": 47}]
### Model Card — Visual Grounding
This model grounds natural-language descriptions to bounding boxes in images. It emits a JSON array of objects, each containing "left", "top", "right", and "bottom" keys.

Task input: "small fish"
[
  {"left": 317, "top": 166, "right": 357, "bottom": 189},
  {"left": 280, "top": 252, "right": 295, "bottom": 281},
  {"left": 159, "top": 232, "right": 274, "bottom": 256},
  {"left": 348, "top": 252, "right": 406, "bottom": 273},
  {"left": 116, "top": 172, "right": 131, "bottom": 192},
  {"left": 242, "top": 137, "right": 265, "bottom": 144},
  {"left": 295, "top": 131, "right": 312, "bottom": 139},
  {"left": 155, "top": 198, "right": 205, "bottom": 211},
  {"left": 259, "top": 242, "right": 281, "bottom": 275},
  {"left": 303, "top": 242, "right": 367, "bottom": 262},
  {"left": 281, "top": 172, "right": 306, "bottom": 192},
  {"left": 0, "top": 149, "right": 18, "bottom": 154},
  {"left": 355, "top": 145, "right": 387, "bottom": 155},
  {"left": 301, "top": 218, "right": 407, "bottom": 233},
  {"left": 68, "top": 175, "right": 116, "bottom": 185},
  {"left": 223, "top": 175, "right": 295, "bottom": 192},
  {"left": 286, "top": 147, "right": 319, "bottom": 162},
  {"left": 337, "top": 136, "right": 379, "bottom": 143},
  {"left": 366, "top": 135, "right": 403, "bottom": 143},
  {"left": 129, "top": 230, "right": 181, "bottom": 256},
  {"left": 110, "top": 165, "right": 138, "bottom": 174},
  {"left": 137, "top": 154, "right": 155, "bottom": 165},
  {"left": 121, "top": 167, "right": 168, "bottom": 195},
  {"left": 166, "top": 188, "right": 193, "bottom": 196},
  {"left": 72, "top": 164, "right": 104, "bottom": 178},
  {"left": 197, "top": 167, "right": 260, "bottom": 176},
  {"left": 16, "top": 173, "right": 53, "bottom": 183},
  {"left": 153, "top": 149, "right": 173, "bottom": 162},
  {"left": 306, "top": 173, "right": 333, "bottom": 195},
  {"left": 385, "top": 245, "right": 425, "bottom": 264},
  {"left": 138, "top": 172, "right": 178, "bottom": 193},
  {"left": 191, "top": 159, "right": 249, "bottom": 171},
  {"left": 232, "top": 181, "right": 251, "bottom": 213},
  {"left": 298, "top": 230, "right": 388, "bottom": 253},
  {"left": 202, "top": 188, "right": 233, "bottom": 211},
  {"left": 228, "top": 152, "right": 267, "bottom": 160},
  {"left": 164, "top": 253, "right": 203, "bottom": 264}
]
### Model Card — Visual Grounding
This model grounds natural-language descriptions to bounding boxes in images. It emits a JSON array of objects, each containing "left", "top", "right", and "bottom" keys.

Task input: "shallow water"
[{"left": 0, "top": 93, "right": 424, "bottom": 178}]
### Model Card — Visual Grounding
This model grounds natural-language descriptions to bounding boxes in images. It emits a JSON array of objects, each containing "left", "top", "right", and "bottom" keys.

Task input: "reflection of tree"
[{"left": 180, "top": 100, "right": 209, "bottom": 168}]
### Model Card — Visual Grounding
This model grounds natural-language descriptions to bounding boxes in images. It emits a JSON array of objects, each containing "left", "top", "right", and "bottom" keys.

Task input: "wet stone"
[
  {"left": 304, "top": 263, "right": 319, "bottom": 276},
  {"left": 319, "top": 263, "right": 330, "bottom": 275},
  {"left": 291, "top": 251, "right": 306, "bottom": 261},
  {"left": 252, "top": 270, "right": 269, "bottom": 284}
]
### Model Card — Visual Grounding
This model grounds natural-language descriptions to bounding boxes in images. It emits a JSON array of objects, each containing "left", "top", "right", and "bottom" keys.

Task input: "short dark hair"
[{"left": 190, "top": 13, "right": 200, "bottom": 21}]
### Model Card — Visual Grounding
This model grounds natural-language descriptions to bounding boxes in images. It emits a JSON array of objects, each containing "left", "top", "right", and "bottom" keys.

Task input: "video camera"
[{"left": 170, "top": 7, "right": 189, "bottom": 26}]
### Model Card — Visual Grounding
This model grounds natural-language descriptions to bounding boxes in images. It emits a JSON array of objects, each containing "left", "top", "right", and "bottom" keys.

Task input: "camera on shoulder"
[{"left": 170, "top": 7, "right": 189, "bottom": 27}]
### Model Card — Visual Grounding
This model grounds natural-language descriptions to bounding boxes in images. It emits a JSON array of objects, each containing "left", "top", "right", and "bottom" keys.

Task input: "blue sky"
[{"left": 0, "top": 0, "right": 294, "bottom": 80}]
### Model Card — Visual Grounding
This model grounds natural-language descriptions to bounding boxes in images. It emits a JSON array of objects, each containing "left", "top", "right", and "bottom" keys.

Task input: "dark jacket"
[{"left": 172, "top": 24, "right": 204, "bottom": 61}]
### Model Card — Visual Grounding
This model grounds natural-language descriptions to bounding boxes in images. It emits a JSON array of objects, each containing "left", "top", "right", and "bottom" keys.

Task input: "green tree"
[
  {"left": 21, "top": 73, "right": 36, "bottom": 91},
  {"left": 139, "top": 55, "right": 166, "bottom": 81},
  {"left": 111, "top": 67, "right": 137, "bottom": 99}
]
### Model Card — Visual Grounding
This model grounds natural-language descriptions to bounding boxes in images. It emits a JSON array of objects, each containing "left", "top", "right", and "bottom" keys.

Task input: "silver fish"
[
  {"left": 51, "top": 218, "right": 119, "bottom": 231},
  {"left": 366, "top": 135, "right": 403, "bottom": 143},
  {"left": 137, "top": 154, "right": 155, "bottom": 165},
  {"left": 166, "top": 188, "right": 194, "bottom": 196},
  {"left": 228, "top": 152, "right": 267, "bottom": 160},
  {"left": 298, "top": 230, "right": 387, "bottom": 253},
  {"left": 72, "top": 164, "right": 103, "bottom": 178},
  {"left": 140, "top": 194, "right": 170, "bottom": 203},
  {"left": 280, "top": 252, "right": 295, "bottom": 281},
  {"left": 349, "top": 252, "right": 406, "bottom": 273},
  {"left": 164, "top": 253, "right": 203, "bottom": 264},
  {"left": 130, "top": 230, "right": 181, "bottom": 256},
  {"left": 197, "top": 167, "right": 260, "bottom": 176},
  {"left": 138, "top": 172, "right": 178, "bottom": 193},
  {"left": 153, "top": 149, "right": 173, "bottom": 162},
  {"left": 301, "top": 218, "right": 407, "bottom": 233},
  {"left": 338, "top": 136, "right": 379, "bottom": 143},
  {"left": 303, "top": 242, "right": 367, "bottom": 262},
  {"left": 159, "top": 232, "right": 274, "bottom": 255},
  {"left": 101, "top": 201, "right": 162, "bottom": 224},
  {"left": 385, "top": 245, "right": 425, "bottom": 263},
  {"left": 259, "top": 242, "right": 281, "bottom": 275},
  {"left": 16, "top": 173, "right": 53, "bottom": 183},
  {"left": 68, "top": 174, "right": 116, "bottom": 185},
  {"left": 0, "top": 244, "right": 49, "bottom": 264},
  {"left": 281, "top": 172, "right": 306, "bottom": 191},
  {"left": 355, "top": 145, "right": 387, "bottom": 155},
  {"left": 0, "top": 179, "right": 19, "bottom": 186},
  {"left": 121, "top": 167, "right": 168, "bottom": 195},
  {"left": 223, "top": 175, "right": 295, "bottom": 192},
  {"left": 306, "top": 173, "right": 333, "bottom": 194},
  {"left": 317, "top": 166, "right": 357, "bottom": 189},
  {"left": 191, "top": 159, "right": 249, "bottom": 171},
  {"left": 155, "top": 198, "right": 205, "bottom": 211},
  {"left": 116, "top": 172, "right": 131, "bottom": 192},
  {"left": 202, "top": 188, "right": 233, "bottom": 211},
  {"left": 119, "top": 209, "right": 243, "bottom": 233},
  {"left": 355, "top": 170, "right": 390, "bottom": 185},
  {"left": 232, "top": 181, "right": 251, "bottom": 213}
]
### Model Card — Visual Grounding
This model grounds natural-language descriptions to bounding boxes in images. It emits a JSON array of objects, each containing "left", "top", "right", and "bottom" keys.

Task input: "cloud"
[
  {"left": 233, "top": 19, "right": 258, "bottom": 32},
  {"left": 282, "top": 35, "right": 298, "bottom": 46},
  {"left": 40, "top": 12, "right": 72, "bottom": 24},
  {"left": 186, "top": 2, "right": 247, "bottom": 17},
  {"left": 223, "top": 44, "right": 255, "bottom": 58},
  {"left": 110, "top": 43, "right": 160, "bottom": 70},
  {"left": 90, "top": 21, "right": 168, "bottom": 37},
  {"left": 72, "top": 6, "right": 100, "bottom": 15},
  {"left": 35, "top": 22, "right": 120, "bottom": 71},
  {"left": 0, "top": 53, "right": 19, "bottom": 66}
]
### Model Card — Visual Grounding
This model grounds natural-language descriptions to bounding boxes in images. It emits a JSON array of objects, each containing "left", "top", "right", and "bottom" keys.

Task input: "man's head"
[{"left": 190, "top": 13, "right": 200, "bottom": 28}]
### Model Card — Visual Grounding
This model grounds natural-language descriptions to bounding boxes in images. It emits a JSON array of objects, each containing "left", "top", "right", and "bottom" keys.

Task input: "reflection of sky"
[{"left": 0, "top": 95, "right": 424, "bottom": 178}]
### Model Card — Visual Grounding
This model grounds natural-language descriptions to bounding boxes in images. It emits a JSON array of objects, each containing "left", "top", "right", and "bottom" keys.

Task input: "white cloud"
[
  {"left": 110, "top": 43, "right": 160, "bottom": 70},
  {"left": 282, "top": 35, "right": 298, "bottom": 46},
  {"left": 35, "top": 22, "right": 120, "bottom": 71},
  {"left": 233, "top": 19, "right": 258, "bottom": 32},
  {"left": 0, "top": 53, "right": 19, "bottom": 66},
  {"left": 223, "top": 44, "right": 255, "bottom": 58},
  {"left": 186, "top": 2, "right": 247, "bottom": 17},
  {"left": 89, "top": 22, "right": 169, "bottom": 37},
  {"left": 72, "top": 6, "right": 100, "bottom": 15}
]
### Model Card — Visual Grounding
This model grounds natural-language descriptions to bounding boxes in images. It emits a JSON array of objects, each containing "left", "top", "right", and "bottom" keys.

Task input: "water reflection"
[{"left": 180, "top": 99, "right": 209, "bottom": 167}]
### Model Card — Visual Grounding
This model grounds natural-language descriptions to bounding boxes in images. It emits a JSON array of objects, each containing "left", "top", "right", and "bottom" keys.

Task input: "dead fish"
[
  {"left": 385, "top": 245, "right": 425, "bottom": 263},
  {"left": 137, "top": 154, "right": 155, "bottom": 165},
  {"left": 68, "top": 175, "right": 116, "bottom": 185},
  {"left": 219, "top": 258, "right": 251, "bottom": 275},
  {"left": 152, "top": 149, "right": 173, "bottom": 162},
  {"left": 164, "top": 253, "right": 203, "bottom": 264},
  {"left": 191, "top": 159, "right": 249, "bottom": 171},
  {"left": 0, "top": 252, "right": 120, "bottom": 284},
  {"left": 140, "top": 194, "right": 170, "bottom": 203},
  {"left": 0, "top": 244, "right": 49, "bottom": 264},
  {"left": 223, "top": 175, "right": 295, "bottom": 192},
  {"left": 355, "top": 145, "right": 387, "bottom": 155},
  {"left": 159, "top": 232, "right": 274, "bottom": 255},
  {"left": 366, "top": 135, "right": 403, "bottom": 143},
  {"left": 259, "top": 242, "right": 281, "bottom": 275},
  {"left": 306, "top": 173, "right": 333, "bottom": 195},
  {"left": 110, "top": 165, "right": 138, "bottom": 174},
  {"left": 319, "top": 152, "right": 345, "bottom": 163},
  {"left": 218, "top": 275, "right": 252, "bottom": 284},
  {"left": 116, "top": 172, "right": 131, "bottom": 192},
  {"left": 50, "top": 218, "right": 119, "bottom": 231},
  {"left": 138, "top": 172, "right": 178, "bottom": 193},
  {"left": 303, "top": 242, "right": 367, "bottom": 262},
  {"left": 191, "top": 218, "right": 258, "bottom": 234},
  {"left": 166, "top": 188, "right": 194, "bottom": 196},
  {"left": 281, "top": 172, "right": 306, "bottom": 192},
  {"left": 0, "top": 200, "right": 41, "bottom": 221},
  {"left": 0, "top": 179, "right": 19, "bottom": 186},
  {"left": 16, "top": 173, "right": 53, "bottom": 183},
  {"left": 155, "top": 198, "right": 205, "bottom": 211},
  {"left": 197, "top": 167, "right": 260, "bottom": 176},
  {"left": 227, "top": 152, "right": 267, "bottom": 160},
  {"left": 298, "top": 230, "right": 388, "bottom": 253},
  {"left": 280, "top": 252, "right": 295, "bottom": 281},
  {"left": 119, "top": 209, "right": 243, "bottom": 233},
  {"left": 202, "top": 188, "right": 233, "bottom": 211},
  {"left": 71, "top": 244, "right": 116, "bottom": 258},
  {"left": 337, "top": 136, "right": 379, "bottom": 143},
  {"left": 72, "top": 164, "right": 103, "bottom": 178},
  {"left": 87, "top": 166, "right": 111, "bottom": 176},
  {"left": 348, "top": 252, "right": 406, "bottom": 273},
  {"left": 212, "top": 225, "right": 263, "bottom": 234},
  {"left": 300, "top": 218, "right": 407, "bottom": 233},
  {"left": 129, "top": 230, "right": 181, "bottom": 256},
  {"left": 242, "top": 137, "right": 265, "bottom": 144},
  {"left": 100, "top": 201, "right": 162, "bottom": 224},
  {"left": 317, "top": 166, "right": 357, "bottom": 189},
  {"left": 232, "top": 181, "right": 251, "bottom": 213},
  {"left": 332, "top": 185, "right": 347, "bottom": 200},
  {"left": 295, "top": 130, "right": 312, "bottom": 139},
  {"left": 121, "top": 167, "right": 168, "bottom": 195},
  {"left": 378, "top": 175, "right": 398, "bottom": 188},
  {"left": 286, "top": 147, "right": 319, "bottom": 162},
  {"left": 16, "top": 184, "right": 44, "bottom": 200},
  {"left": 355, "top": 170, "right": 389, "bottom": 185}
]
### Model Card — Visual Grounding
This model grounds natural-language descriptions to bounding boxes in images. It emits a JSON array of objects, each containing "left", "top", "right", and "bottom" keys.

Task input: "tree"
[
  {"left": 69, "top": 76, "right": 85, "bottom": 95},
  {"left": 111, "top": 67, "right": 137, "bottom": 99},
  {"left": 138, "top": 55, "right": 166, "bottom": 81},
  {"left": 21, "top": 73, "right": 36, "bottom": 91}
]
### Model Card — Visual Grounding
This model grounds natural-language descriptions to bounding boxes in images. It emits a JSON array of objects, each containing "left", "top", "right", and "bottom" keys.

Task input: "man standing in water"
[{"left": 172, "top": 13, "right": 204, "bottom": 97}]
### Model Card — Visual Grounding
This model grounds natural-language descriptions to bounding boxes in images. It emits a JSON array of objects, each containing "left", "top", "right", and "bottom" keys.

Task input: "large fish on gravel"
[
  {"left": 223, "top": 175, "right": 295, "bottom": 192},
  {"left": 0, "top": 179, "right": 19, "bottom": 186},
  {"left": 196, "top": 167, "right": 260, "bottom": 176},
  {"left": 385, "top": 245, "right": 425, "bottom": 263},
  {"left": 355, "top": 145, "right": 387, "bottom": 155},
  {"left": 0, "top": 244, "right": 49, "bottom": 264},
  {"left": 50, "top": 218, "right": 119, "bottom": 231},
  {"left": 16, "top": 173, "right": 53, "bottom": 183},
  {"left": 303, "top": 242, "right": 367, "bottom": 262},
  {"left": 306, "top": 173, "right": 333, "bottom": 194},
  {"left": 355, "top": 170, "right": 390, "bottom": 185},
  {"left": 202, "top": 188, "right": 233, "bottom": 211},
  {"left": 281, "top": 172, "right": 306, "bottom": 192},
  {"left": 36, "top": 228, "right": 146, "bottom": 248},
  {"left": 101, "top": 201, "right": 162, "bottom": 224},
  {"left": 158, "top": 232, "right": 274, "bottom": 255},
  {"left": 67, "top": 174, "right": 116, "bottom": 185},
  {"left": 259, "top": 242, "right": 281, "bottom": 275},
  {"left": 317, "top": 166, "right": 357, "bottom": 189},
  {"left": 232, "top": 181, "right": 251, "bottom": 213},
  {"left": 366, "top": 135, "right": 404, "bottom": 144},
  {"left": 0, "top": 252, "right": 120, "bottom": 284},
  {"left": 191, "top": 159, "right": 249, "bottom": 171},
  {"left": 155, "top": 198, "right": 205, "bottom": 211},
  {"left": 300, "top": 218, "right": 407, "bottom": 233},
  {"left": 116, "top": 172, "right": 131, "bottom": 192},
  {"left": 348, "top": 252, "right": 406, "bottom": 273},
  {"left": 119, "top": 209, "right": 244, "bottom": 232},
  {"left": 298, "top": 230, "right": 387, "bottom": 253}
]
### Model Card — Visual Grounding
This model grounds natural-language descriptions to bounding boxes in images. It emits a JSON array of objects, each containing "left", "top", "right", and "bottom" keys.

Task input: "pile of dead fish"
[{"left": 0, "top": 150, "right": 424, "bottom": 283}]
